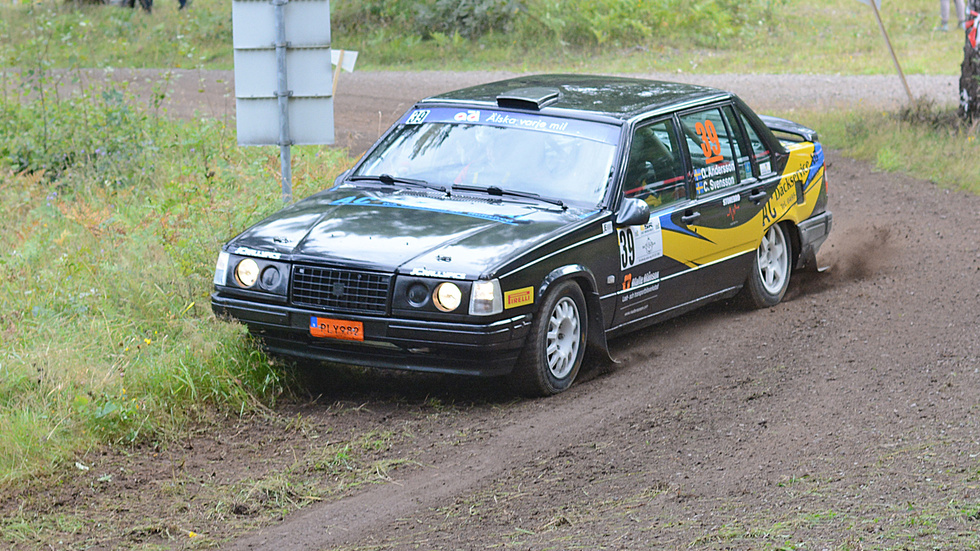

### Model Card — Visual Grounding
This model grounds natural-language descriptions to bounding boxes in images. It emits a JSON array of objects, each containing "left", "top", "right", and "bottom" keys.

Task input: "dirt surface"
[{"left": 4, "top": 71, "right": 980, "bottom": 550}]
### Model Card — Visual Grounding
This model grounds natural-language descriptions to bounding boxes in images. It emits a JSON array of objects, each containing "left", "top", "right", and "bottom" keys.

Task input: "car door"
[
  {"left": 612, "top": 117, "right": 694, "bottom": 328},
  {"left": 670, "top": 104, "right": 774, "bottom": 302}
]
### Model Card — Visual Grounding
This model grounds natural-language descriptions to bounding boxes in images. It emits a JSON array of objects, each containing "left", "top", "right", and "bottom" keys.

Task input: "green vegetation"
[
  {"left": 0, "top": 61, "right": 351, "bottom": 485},
  {"left": 796, "top": 99, "right": 980, "bottom": 195},
  {"left": 0, "top": 0, "right": 970, "bottom": 75}
]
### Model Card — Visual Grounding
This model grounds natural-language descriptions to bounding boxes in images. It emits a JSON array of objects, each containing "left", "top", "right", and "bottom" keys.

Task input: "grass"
[
  {"left": 0, "top": 70, "right": 354, "bottom": 486},
  {"left": 793, "top": 99, "right": 980, "bottom": 195},
  {"left": 0, "top": 0, "right": 971, "bottom": 75}
]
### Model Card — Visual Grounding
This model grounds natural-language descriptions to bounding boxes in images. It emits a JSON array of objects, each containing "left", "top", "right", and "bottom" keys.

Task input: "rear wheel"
[
  {"left": 511, "top": 281, "right": 588, "bottom": 397},
  {"left": 742, "top": 223, "right": 792, "bottom": 308}
]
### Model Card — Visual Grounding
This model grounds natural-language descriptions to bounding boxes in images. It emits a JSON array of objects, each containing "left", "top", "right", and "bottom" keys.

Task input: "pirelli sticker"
[{"left": 504, "top": 286, "right": 534, "bottom": 309}]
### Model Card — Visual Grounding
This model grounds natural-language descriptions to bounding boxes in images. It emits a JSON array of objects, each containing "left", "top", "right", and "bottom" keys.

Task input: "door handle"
[
  {"left": 681, "top": 211, "right": 701, "bottom": 225},
  {"left": 749, "top": 189, "right": 767, "bottom": 204}
]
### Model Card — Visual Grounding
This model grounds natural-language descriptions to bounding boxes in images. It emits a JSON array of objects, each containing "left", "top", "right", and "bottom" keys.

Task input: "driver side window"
[{"left": 623, "top": 119, "right": 687, "bottom": 209}]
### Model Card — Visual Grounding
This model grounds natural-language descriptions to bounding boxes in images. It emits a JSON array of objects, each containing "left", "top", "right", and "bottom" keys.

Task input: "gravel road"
[{"left": 50, "top": 68, "right": 962, "bottom": 154}]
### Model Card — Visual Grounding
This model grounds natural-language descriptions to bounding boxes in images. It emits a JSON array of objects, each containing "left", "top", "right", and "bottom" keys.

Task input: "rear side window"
[
  {"left": 739, "top": 111, "right": 773, "bottom": 178},
  {"left": 679, "top": 108, "right": 740, "bottom": 195},
  {"left": 622, "top": 119, "right": 688, "bottom": 210}
]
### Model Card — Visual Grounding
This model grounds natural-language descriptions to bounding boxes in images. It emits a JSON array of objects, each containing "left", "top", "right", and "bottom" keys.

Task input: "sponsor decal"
[
  {"left": 760, "top": 160, "right": 772, "bottom": 176},
  {"left": 454, "top": 110, "right": 481, "bottom": 122},
  {"left": 410, "top": 267, "right": 467, "bottom": 280},
  {"left": 504, "top": 286, "right": 534, "bottom": 309},
  {"left": 722, "top": 194, "right": 740, "bottom": 206},
  {"left": 763, "top": 154, "right": 812, "bottom": 225},
  {"left": 602, "top": 221, "right": 613, "bottom": 235},
  {"left": 621, "top": 271, "right": 660, "bottom": 302},
  {"left": 234, "top": 246, "right": 282, "bottom": 260},
  {"left": 618, "top": 217, "right": 664, "bottom": 270},
  {"left": 396, "top": 107, "right": 620, "bottom": 144},
  {"left": 727, "top": 202, "right": 740, "bottom": 223},
  {"left": 623, "top": 304, "right": 649, "bottom": 318},
  {"left": 624, "top": 270, "right": 659, "bottom": 290},
  {"left": 405, "top": 110, "right": 430, "bottom": 125},
  {"left": 486, "top": 112, "right": 567, "bottom": 131},
  {"left": 623, "top": 284, "right": 659, "bottom": 303}
]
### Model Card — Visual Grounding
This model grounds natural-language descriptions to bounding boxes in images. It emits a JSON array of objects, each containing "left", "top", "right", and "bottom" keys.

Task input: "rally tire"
[
  {"left": 742, "top": 223, "right": 792, "bottom": 309},
  {"left": 511, "top": 281, "right": 588, "bottom": 397}
]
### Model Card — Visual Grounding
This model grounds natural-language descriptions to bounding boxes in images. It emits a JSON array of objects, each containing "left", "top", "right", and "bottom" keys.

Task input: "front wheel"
[
  {"left": 510, "top": 281, "right": 588, "bottom": 397},
  {"left": 741, "top": 223, "right": 792, "bottom": 308}
]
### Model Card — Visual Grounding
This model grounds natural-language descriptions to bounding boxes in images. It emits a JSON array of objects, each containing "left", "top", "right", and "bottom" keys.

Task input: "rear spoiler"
[{"left": 757, "top": 115, "right": 819, "bottom": 143}]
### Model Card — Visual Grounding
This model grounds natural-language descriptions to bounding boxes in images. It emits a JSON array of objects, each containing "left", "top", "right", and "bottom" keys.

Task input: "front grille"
[{"left": 291, "top": 265, "right": 391, "bottom": 314}]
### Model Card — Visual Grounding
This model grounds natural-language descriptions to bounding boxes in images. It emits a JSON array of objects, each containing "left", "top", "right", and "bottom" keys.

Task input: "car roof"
[{"left": 418, "top": 74, "right": 731, "bottom": 123}]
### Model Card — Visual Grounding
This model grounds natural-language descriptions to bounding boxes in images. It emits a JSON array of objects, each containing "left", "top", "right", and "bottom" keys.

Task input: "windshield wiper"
[
  {"left": 349, "top": 174, "right": 450, "bottom": 196},
  {"left": 451, "top": 184, "right": 566, "bottom": 210}
]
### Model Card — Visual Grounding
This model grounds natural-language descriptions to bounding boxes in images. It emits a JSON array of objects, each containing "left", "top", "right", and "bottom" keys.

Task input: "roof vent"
[{"left": 496, "top": 87, "right": 560, "bottom": 110}]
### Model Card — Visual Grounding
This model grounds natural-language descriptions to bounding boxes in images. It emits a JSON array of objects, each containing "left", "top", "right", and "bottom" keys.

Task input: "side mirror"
[{"left": 615, "top": 197, "right": 650, "bottom": 227}]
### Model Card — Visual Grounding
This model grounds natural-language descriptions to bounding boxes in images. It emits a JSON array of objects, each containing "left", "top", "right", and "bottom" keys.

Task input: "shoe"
[{"left": 935, "top": 22, "right": 949, "bottom": 32}]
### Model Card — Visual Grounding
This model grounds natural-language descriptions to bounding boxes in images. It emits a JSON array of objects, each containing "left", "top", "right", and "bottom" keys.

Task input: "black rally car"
[{"left": 212, "top": 74, "right": 832, "bottom": 396}]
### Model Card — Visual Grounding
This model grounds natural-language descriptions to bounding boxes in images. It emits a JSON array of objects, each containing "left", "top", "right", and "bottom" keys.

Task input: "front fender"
[{"left": 539, "top": 265, "right": 614, "bottom": 364}]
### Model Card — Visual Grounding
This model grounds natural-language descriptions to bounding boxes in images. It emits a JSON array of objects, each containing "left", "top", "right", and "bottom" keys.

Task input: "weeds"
[
  {"left": 0, "top": 25, "right": 350, "bottom": 485},
  {"left": 794, "top": 100, "right": 980, "bottom": 194},
  {"left": 2, "top": 0, "right": 965, "bottom": 76}
]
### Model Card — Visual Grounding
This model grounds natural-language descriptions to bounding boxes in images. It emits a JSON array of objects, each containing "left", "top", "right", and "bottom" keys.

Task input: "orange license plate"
[{"left": 310, "top": 316, "right": 364, "bottom": 341}]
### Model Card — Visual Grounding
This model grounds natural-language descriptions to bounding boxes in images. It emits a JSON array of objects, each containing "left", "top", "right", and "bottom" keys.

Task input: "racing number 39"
[
  {"left": 618, "top": 228, "right": 635, "bottom": 270},
  {"left": 695, "top": 119, "right": 723, "bottom": 164}
]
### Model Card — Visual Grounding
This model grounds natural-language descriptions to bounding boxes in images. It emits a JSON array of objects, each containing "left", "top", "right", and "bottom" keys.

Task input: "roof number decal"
[{"left": 405, "top": 110, "right": 430, "bottom": 125}]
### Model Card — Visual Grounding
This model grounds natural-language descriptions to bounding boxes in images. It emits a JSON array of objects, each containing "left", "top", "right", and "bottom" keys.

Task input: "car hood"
[{"left": 228, "top": 185, "right": 598, "bottom": 278}]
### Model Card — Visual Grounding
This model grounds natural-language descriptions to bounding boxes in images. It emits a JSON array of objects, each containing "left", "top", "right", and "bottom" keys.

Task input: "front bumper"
[{"left": 211, "top": 293, "right": 532, "bottom": 376}]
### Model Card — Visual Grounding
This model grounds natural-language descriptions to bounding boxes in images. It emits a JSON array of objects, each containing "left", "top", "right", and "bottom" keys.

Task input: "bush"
[
  {"left": 331, "top": 0, "right": 783, "bottom": 47},
  {"left": 0, "top": 80, "right": 159, "bottom": 188},
  {"left": 517, "top": 0, "right": 782, "bottom": 47},
  {"left": 416, "top": 0, "right": 522, "bottom": 39}
]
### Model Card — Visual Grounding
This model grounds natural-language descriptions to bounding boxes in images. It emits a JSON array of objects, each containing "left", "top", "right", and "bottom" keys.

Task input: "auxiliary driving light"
[
  {"left": 433, "top": 282, "right": 462, "bottom": 312},
  {"left": 235, "top": 258, "right": 260, "bottom": 288}
]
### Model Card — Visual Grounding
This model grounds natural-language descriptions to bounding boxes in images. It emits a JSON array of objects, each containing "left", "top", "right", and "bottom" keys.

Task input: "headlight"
[
  {"left": 469, "top": 279, "right": 502, "bottom": 316},
  {"left": 213, "top": 251, "right": 229, "bottom": 286},
  {"left": 433, "top": 282, "right": 462, "bottom": 312},
  {"left": 235, "top": 258, "right": 260, "bottom": 288}
]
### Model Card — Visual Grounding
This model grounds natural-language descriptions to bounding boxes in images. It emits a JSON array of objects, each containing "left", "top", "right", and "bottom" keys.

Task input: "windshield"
[{"left": 353, "top": 107, "right": 620, "bottom": 206}]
